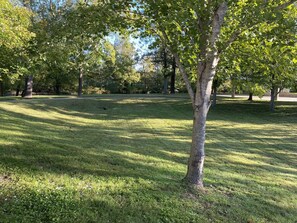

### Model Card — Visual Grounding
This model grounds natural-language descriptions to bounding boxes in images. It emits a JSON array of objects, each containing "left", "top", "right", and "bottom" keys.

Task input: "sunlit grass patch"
[{"left": 0, "top": 95, "right": 296, "bottom": 222}]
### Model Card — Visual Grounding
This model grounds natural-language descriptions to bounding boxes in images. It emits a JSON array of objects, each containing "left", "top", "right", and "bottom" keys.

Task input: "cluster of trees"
[
  {"left": 2, "top": 1, "right": 295, "bottom": 102},
  {"left": 0, "top": 0, "right": 183, "bottom": 98},
  {"left": 1, "top": 0, "right": 297, "bottom": 188}
]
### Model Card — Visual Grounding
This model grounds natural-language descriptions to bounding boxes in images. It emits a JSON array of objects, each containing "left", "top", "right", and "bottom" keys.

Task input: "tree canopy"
[{"left": 0, "top": 0, "right": 34, "bottom": 48}]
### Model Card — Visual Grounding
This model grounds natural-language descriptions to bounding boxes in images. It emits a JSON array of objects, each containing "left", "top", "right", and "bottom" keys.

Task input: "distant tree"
[
  {"left": 94, "top": 35, "right": 140, "bottom": 93},
  {"left": 219, "top": 6, "right": 297, "bottom": 110},
  {"left": 137, "top": 54, "right": 163, "bottom": 93}
]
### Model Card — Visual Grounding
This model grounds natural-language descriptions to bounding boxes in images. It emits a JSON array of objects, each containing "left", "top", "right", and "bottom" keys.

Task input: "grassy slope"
[{"left": 0, "top": 95, "right": 296, "bottom": 223}]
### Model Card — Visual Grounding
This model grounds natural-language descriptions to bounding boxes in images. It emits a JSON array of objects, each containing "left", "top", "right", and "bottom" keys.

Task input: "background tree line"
[
  {"left": 2, "top": 0, "right": 295, "bottom": 101},
  {"left": 0, "top": 0, "right": 184, "bottom": 97}
]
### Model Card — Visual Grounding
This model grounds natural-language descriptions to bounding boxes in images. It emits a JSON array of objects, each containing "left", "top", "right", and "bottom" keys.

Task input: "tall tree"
[
  {"left": 0, "top": 0, "right": 34, "bottom": 96},
  {"left": 132, "top": 0, "right": 297, "bottom": 187}
]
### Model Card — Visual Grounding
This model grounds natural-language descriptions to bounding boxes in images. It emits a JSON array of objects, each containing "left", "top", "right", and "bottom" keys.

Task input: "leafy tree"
[
  {"left": 0, "top": 0, "right": 34, "bottom": 48},
  {"left": 0, "top": 0, "right": 34, "bottom": 96},
  {"left": 150, "top": 45, "right": 176, "bottom": 94},
  {"left": 220, "top": 6, "right": 297, "bottom": 109},
  {"left": 15, "top": 0, "right": 125, "bottom": 96},
  {"left": 131, "top": 0, "right": 297, "bottom": 187},
  {"left": 137, "top": 54, "right": 163, "bottom": 93},
  {"left": 93, "top": 35, "right": 140, "bottom": 93}
]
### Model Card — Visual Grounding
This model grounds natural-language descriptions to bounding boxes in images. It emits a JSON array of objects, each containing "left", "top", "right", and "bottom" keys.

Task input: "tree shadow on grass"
[
  {"left": 11, "top": 96, "right": 193, "bottom": 122},
  {"left": 0, "top": 101, "right": 190, "bottom": 184},
  {"left": 0, "top": 97, "right": 296, "bottom": 222},
  {"left": 0, "top": 98, "right": 296, "bottom": 181}
]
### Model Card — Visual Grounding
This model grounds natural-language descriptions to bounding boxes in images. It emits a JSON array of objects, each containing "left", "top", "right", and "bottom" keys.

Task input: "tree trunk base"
[
  {"left": 22, "top": 75, "right": 33, "bottom": 98},
  {"left": 183, "top": 174, "right": 204, "bottom": 188},
  {"left": 182, "top": 177, "right": 204, "bottom": 190},
  {"left": 23, "top": 95, "right": 33, "bottom": 99},
  {"left": 248, "top": 93, "right": 253, "bottom": 101}
]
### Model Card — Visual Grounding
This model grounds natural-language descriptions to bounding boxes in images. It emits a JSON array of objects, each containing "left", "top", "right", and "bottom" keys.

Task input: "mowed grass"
[{"left": 0, "top": 95, "right": 296, "bottom": 223}]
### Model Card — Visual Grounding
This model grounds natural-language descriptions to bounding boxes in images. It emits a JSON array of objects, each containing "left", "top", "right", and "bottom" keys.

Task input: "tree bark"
[
  {"left": 173, "top": 53, "right": 195, "bottom": 105},
  {"left": 270, "top": 86, "right": 276, "bottom": 112},
  {"left": 212, "top": 79, "right": 218, "bottom": 107},
  {"left": 55, "top": 80, "right": 61, "bottom": 95},
  {"left": 0, "top": 81, "right": 4, "bottom": 96},
  {"left": 16, "top": 83, "right": 21, "bottom": 96},
  {"left": 231, "top": 86, "right": 236, "bottom": 98},
  {"left": 185, "top": 96, "right": 209, "bottom": 186},
  {"left": 248, "top": 92, "right": 253, "bottom": 101},
  {"left": 184, "top": 2, "right": 228, "bottom": 187},
  {"left": 162, "top": 2, "right": 227, "bottom": 188},
  {"left": 22, "top": 75, "right": 33, "bottom": 98},
  {"left": 270, "top": 73, "right": 278, "bottom": 112},
  {"left": 163, "top": 77, "right": 168, "bottom": 94},
  {"left": 275, "top": 88, "right": 279, "bottom": 101},
  {"left": 78, "top": 67, "right": 83, "bottom": 97},
  {"left": 170, "top": 56, "right": 176, "bottom": 94},
  {"left": 162, "top": 48, "right": 168, "bottom": 94}
]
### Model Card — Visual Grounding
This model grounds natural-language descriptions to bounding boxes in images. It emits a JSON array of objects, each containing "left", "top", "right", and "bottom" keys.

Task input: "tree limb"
[
  {"left": 173, "top": 52, "right": 195, "bottom": 108},
  {"left": 210, "top": 2, "right": 228, "bottom": 48},
  {"left": 160, "top": 30, "right": 195, "bottom": 107}
]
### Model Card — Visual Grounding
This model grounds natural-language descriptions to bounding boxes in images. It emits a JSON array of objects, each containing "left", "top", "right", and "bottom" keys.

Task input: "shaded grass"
[{"left": 0, "top": 95, "right": 296, "bottom": 222}]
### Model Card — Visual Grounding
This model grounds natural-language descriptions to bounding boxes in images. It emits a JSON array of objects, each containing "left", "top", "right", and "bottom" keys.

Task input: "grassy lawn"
[
  {"left": 0, "top": 95, "right": 75, "bottom": 102},
  {"left": 0, "top": 95, "right": 296, "bottom": 223}
]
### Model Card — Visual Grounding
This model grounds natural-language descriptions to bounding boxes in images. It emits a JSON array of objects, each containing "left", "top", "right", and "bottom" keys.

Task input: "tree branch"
[
  {"left": 173, "top": 52, "right": 195, "bottom": 108},
  {"left": 276, "top": 0, "right": 297, "bottom": 10},
  {"left": 160, "top": 30, "right": 195, "bottom": 107},
  {"left": 210, "top": 2, "right": 228, "bottom": 47}
]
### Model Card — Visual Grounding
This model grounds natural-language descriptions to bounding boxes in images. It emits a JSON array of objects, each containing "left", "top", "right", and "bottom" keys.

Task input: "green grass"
[
  {"left": 0, "top": 95, "right": 296, "bottom": 223},
  {"left": 0, "top": 95, "right": 78, "bottom": 101}
]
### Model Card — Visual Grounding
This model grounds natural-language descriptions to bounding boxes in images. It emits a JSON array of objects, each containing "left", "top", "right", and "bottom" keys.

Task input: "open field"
[{"left": 0, "top": 95, "right": 296, "bottom": 222}]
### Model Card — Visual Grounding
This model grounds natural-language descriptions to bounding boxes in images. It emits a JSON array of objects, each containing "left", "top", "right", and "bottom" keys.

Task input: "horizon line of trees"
[{"left": 1, "top": 0, "right": 296, "bottom": 102}]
